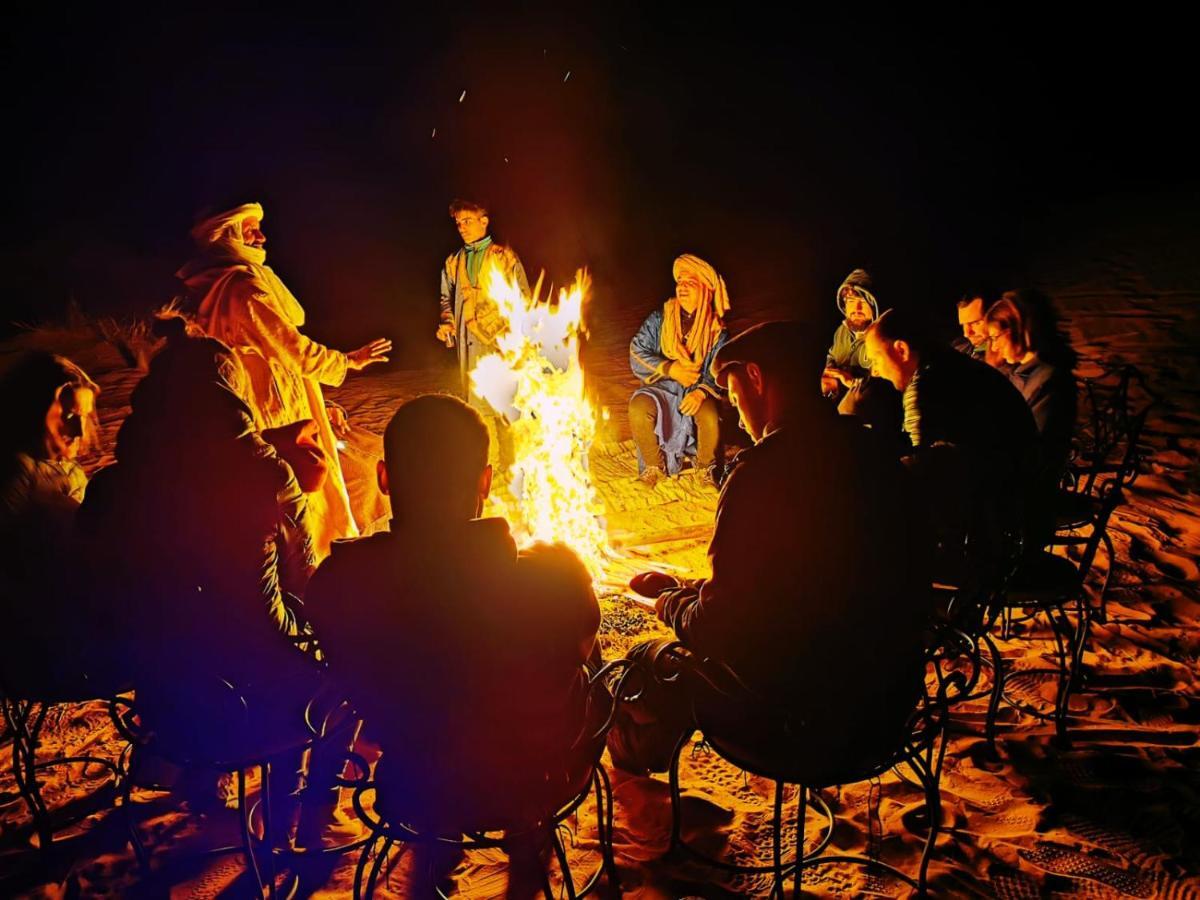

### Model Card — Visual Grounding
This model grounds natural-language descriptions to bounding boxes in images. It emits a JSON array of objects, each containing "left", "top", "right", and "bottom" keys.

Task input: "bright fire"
[{"left": 469, "top": 265, "right": 609, "bottom": 578}]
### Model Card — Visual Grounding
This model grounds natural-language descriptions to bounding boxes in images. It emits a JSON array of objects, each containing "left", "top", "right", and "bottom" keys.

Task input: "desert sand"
[{"left": 2, "top": 240, "right": 1198, "bottom": 898}]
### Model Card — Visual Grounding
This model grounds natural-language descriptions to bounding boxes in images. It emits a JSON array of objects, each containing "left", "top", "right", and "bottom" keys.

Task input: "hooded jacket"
[{"left": 825, "top": 268, "right": 880, "bottom": 378}]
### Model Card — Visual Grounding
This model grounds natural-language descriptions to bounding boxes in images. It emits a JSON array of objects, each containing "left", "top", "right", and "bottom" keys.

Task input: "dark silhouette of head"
[
  {"left": 116, "top": 315, "right": 255, "bottom": 467},
  {"left": 864, "top": 308, "right": 939, "bottom": 391},
  {"left": 381, "top": 394, "right": 492, "bottom": 524},
  {"left": 712, "top": 320, "right": 826, "bottom": 440}
]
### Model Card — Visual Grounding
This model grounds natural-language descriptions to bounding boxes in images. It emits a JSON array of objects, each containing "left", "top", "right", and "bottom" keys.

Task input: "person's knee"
[
  {"left": 695, "top": 397, "right": 720, "bottom": 427},
  {"left": 629, "top": 393, "right": 657, "bottom": 421}
]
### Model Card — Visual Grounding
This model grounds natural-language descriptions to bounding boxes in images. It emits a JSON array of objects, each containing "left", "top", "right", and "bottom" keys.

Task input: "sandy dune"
[{"left": 2, "top": 246, "right": 1198, "bottom": 898}]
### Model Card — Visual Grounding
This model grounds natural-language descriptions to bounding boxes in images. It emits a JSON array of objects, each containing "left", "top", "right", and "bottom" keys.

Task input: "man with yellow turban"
[
  {"left": 629, "top": 254, "right": 730, "bottom": 487},
  {"left": 178, "top": 202, "right": 392, "bottom": 557}
]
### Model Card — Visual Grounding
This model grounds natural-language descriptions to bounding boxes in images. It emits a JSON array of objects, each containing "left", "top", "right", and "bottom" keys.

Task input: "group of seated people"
[{"left": 1, "top": 266, "right": 1080, "bottom": 894}]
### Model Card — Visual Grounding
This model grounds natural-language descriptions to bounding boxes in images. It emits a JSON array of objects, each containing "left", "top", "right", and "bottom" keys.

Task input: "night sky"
[{"left": 5, "top": 8, "right": 1196, "bottom": 362}]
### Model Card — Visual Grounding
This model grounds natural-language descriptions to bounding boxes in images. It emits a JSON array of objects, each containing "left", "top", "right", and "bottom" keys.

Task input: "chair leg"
[
  {"left": 551, "top": 825, "right": 577, "bottom": 900},
  {"left": 1069, "top": 595, "right": 1091, "bottom": 697},
  {"left": 1097, "top": 530, "right": 1115, "bottom": 622},
  {"left": 121, "top": 746, "right": 150, "bottom": 870},
  {"left": 667, "top": 729, "right": 693, "bottom": 855},
  {"left": 793, "top": 785, "right": 807, "bottom": 900},
  {"left": 1047, "top": 606, "right": 1072, "bottom": 746},
  {"left": 595, "top": 765, "right": 619, "bottom": 891},
  {"left": 983, "top": 632, "right": 1004, "bottom": 756},
  {"left": 352, "top": 834, "right": 379, "bottom": 899},
  {"left": 916, "top": 761, "right": 940, "bottom": 896},
  {"left": 237, "top": 768, "right": 267, "bottom": 897},
  {"left": 260, "top": 763, "right": 277, "bottom": 899},
  {"left": 364, "top": 836, "right": 393, "bottom": 899},
  {"left": 771, "top": 780, "right": 785, "bottom": 898}
]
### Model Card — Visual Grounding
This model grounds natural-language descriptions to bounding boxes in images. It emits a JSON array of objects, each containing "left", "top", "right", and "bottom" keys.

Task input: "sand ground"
[{"left": 2, "top": 243, "right": 1198, "bottom": 898}]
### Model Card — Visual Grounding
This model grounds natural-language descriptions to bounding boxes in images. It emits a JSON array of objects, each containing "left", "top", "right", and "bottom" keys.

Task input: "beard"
[{"left": 845, "top": 314, "right": 872, "bottom": 333}]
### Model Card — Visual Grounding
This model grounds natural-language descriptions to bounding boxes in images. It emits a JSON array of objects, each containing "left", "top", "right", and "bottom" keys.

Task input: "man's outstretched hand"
[
  {"left": 435, "top": 322, "right": 456, "bottom": 347},
  {"left": 348, "top": 338, "right": 392, "bottom": 370}
]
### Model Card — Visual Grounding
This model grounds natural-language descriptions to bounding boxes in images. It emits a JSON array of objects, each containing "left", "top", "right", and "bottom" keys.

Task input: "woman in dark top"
[{"left": 986, "top": 291, "right": 1079, "bottom": 544}]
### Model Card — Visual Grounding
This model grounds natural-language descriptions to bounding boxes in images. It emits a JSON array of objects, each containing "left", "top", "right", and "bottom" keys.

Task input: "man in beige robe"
[{"left": 179, "top": 202, "right": 391, "bottom": 557}]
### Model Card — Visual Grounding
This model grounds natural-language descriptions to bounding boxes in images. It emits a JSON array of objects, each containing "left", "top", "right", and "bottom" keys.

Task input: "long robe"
[
  {"left": 629, "top": 309, "right": 727, "bottom": 474},
  {"left": 180, "top": 255, "right": 356, "bottom": 557},
  {"left": 439, "top": 237, "right": 529, "bottom": 398}
]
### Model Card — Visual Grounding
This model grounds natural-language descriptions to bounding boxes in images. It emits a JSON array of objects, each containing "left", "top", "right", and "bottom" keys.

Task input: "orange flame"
[{"left": 469, "top": 265, "right": 609, "bottom": 578}]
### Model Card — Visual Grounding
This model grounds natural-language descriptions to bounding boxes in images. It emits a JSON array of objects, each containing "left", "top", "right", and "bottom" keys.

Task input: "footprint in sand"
[
  {"left": 1018, "top": 840, "right": 1155, "bottom": 898},
  {"left": 1150, "top": 548, "right": 1199, "bottom": 583}
]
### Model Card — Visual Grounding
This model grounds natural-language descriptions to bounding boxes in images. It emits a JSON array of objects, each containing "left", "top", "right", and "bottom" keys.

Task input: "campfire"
[{"left": 470, "top": 265, "right": 610, "bottom": 579}]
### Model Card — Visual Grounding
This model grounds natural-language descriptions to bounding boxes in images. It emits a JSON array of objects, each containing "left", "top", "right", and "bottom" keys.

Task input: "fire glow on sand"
[{"left": 470, "top": 265, "right": 610, "bottom": 579}]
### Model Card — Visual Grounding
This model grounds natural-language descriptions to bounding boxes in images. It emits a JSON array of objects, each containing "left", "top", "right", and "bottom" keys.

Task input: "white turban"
[{"left": 190, "top": 202, "right": 266, "bottom": 265}]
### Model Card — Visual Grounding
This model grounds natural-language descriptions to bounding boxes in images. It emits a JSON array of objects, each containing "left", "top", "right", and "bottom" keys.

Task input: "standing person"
[
  {"left": 628, "top": 253, "right": 730, "bottom": 487},
  {"left": 820, "top": 268, "right": 901, "bottom": 435},
  {"left": 436, "top": 199, "right": 529, "bottom": 466},
  {"left": 952, "top": 292, "right": 991, "bottom": 361},
  {"left": 179, "top": 201, "right": 391, "bottom": 558}
]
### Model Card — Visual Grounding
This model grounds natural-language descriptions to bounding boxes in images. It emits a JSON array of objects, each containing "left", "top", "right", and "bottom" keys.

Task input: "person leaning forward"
[{"left": 609, "top": 320, "right": 930, "bottom": 777}]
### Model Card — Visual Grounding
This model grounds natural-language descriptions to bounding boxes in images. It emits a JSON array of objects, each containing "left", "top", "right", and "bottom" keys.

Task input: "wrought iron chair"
[
  {"left": 651, "top": 638, "right": 953, "bottom": 898},
  {"left": 1053, "top": 366, "right": 1151, "bottom": 621},
  {"left": 989, "top": 466, "right": 1130, "bottom": 746},
  {"left": 115, "top": 676, "right": 336, "bottom": 898},
  {"left": 929, "top": 530, "right": 1024, "bottom": 756},
  {"left": 347, "top": 659, "right": 637, "bottom": 899},
  {"left": 0, "top": 680, "right": 127, "bottom": 852}
]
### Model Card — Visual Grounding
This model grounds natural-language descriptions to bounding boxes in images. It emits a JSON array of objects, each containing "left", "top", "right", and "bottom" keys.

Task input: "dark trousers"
[{"left": 629, "top": 392, "right": 720, "bottom": 471}]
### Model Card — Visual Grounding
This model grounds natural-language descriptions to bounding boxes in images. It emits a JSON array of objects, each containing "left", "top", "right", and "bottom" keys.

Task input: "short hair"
[
  {"left": 869, "top": 308, "right": 936, "bottom": 357},
  {"left": 712, "top": 320, "right": 824, "bottom": 398},
  {"left": 383, "top": 394, "right": 489, "bottom": 512},
  {"left": 448, "top": 198, "right": 488, "bottom": 219},
  {"left": 957, "top": 293, "right": 986, "bottom": 309},
  {"left": 985, "top": 294, "right": 1031, "bottom": 358}
]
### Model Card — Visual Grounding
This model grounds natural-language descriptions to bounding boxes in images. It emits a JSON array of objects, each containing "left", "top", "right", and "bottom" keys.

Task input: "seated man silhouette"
[
  {"left": 609, "top": 320, "right": 929, "bottom": 777},
  {"left": 864, "top": 308, "right": 1041, "bottom": 583},
  {"left": 305, "top": 394, "right": 602, "bottom": 896},
  {"left": 76, "top": 317, "right": 352, "bottom": 846}
]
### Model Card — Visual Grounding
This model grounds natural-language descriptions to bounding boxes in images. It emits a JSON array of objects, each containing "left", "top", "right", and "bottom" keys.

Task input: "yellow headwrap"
[{"left": 660, "top": 253, "right": 730, "bottom": 366}]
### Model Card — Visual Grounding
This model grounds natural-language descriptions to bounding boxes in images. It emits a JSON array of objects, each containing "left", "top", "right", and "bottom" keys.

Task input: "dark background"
[{"left": 4, "top": 7, "right": 1196, "bottom": 366}]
